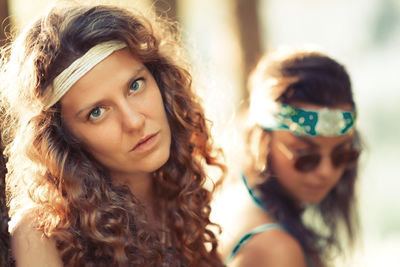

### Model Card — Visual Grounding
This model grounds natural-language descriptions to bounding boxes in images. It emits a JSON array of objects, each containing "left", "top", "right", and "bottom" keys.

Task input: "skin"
[
  {"left": 216, "top": 103, "right": 354, "bottom": 267},
  {"left": 11, "top": 211, "right": 63, "bottom": 267},
  {"left": 12, "top": 48, "right": 172, "bottom": 266},
  {"left": 229, "top": 229, "right": 306, "bottom": 267}
]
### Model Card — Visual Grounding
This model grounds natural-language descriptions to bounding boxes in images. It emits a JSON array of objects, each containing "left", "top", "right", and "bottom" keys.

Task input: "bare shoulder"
[
  {"left": 10, "top": 210, "right": 63, "bottom": 267},
  {"left": 229, "top": 228, "right": 307, "bottom": 267}
]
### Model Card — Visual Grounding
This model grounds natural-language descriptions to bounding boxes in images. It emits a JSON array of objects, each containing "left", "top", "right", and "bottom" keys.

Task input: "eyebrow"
[
  {"left": 75, "top": 65, "right": 147, "bottom": 117},
  {"left": 125, "top": 65, "right": 146, "bottom": 90}
]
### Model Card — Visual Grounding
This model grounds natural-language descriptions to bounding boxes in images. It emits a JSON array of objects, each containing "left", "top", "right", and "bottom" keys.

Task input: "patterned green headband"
[{"left": 256, "top": 103, "right": 356, "bottom": 137}]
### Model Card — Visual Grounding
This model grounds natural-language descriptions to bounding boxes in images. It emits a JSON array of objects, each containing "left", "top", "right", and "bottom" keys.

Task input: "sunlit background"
[{"left": 2, "top": 0, "right": 400, "bottom": 266}]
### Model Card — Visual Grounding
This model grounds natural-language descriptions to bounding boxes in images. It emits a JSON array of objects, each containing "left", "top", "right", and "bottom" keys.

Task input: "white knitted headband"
[{"left": 43, "top": 40, "right": 127, "bottom": 109}]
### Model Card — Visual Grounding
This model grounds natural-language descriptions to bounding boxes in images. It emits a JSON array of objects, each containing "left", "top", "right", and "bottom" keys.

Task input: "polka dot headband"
[
  {"left": 249, "top": 88, "right": 356, "bottom": 137},
  {"left": 258, "top": 103, "right": 356, "bottom": 136}
]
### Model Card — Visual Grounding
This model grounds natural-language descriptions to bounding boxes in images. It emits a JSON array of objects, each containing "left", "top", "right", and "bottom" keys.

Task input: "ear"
[{"left": 247, "top": 125, "right": 270, "bottom": 173}]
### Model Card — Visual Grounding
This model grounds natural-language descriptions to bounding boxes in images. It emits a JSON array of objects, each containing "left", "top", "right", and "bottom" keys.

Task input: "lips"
[
  {"left": 131, "top": 132, "right": 158, "bottom": 151},
  {"left": 304, "top": 183, "right": 326, "bottom": 192}
]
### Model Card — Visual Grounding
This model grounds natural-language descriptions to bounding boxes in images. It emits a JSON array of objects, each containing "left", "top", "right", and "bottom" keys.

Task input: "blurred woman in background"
[{"left": 215, "top": 48, "right": 361, "bottom": 267}]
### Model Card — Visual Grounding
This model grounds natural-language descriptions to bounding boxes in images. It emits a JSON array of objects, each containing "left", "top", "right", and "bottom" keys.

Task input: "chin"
[
  {"left": 303, "top": 199, "right": 322, "bottom": 205},
  {"left": 151, "top": 148, "right": 171, "bottom": 171},
  {"left": 303, "top": 195, "right": 327, "bottom": 205}
]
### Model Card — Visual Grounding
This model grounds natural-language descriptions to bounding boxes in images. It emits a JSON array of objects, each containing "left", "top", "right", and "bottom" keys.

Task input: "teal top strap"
[
  {"left": 241, "top": 172, "right": 266, "bottom": 210},
  {"left": 225, "top": 223, "right": 283, "bottom": 264}
]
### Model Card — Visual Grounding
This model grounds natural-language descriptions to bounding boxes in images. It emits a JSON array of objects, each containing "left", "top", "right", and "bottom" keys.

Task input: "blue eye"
[
  {"left": 129, "top": 78, "right": 145, "bottom": 92},
  {"left": 88, "top": 107, "right": 105, "bottom": 121}
]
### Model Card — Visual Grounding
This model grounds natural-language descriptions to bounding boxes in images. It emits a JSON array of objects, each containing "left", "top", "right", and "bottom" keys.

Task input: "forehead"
[{"left": 290, "top": 102, "right": 353, "bottom": 111}]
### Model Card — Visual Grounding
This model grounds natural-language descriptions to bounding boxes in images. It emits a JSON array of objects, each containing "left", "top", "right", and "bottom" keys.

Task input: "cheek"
[
  {"left": 73, "top": 124, "right": 120, "bottom": 156},
  {"left": 155, "top": 96, "right": 171, "bottom": 135},
  {"left": 153, "top": 93, "right": 169, "bottom": 122},
  {"left": 329, "top": 169, "right": 345, "bottom": 187},
  {"left": 270, "top": 152, "right": 306, "bottom": 199},
  {"left": 271, "top": 152, "right": 300, "bottom": 184},
  {"left": 271, "top": 150, "right": 295, "bottom": 178}
]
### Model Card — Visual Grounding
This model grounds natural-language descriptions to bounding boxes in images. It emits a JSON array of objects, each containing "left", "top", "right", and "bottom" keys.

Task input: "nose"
[
  {"left": 314, "top": 154, "right": 336, "bottom": 179},
  {"left": 119, "top": 101, "right": 145, "bottom": 132}
]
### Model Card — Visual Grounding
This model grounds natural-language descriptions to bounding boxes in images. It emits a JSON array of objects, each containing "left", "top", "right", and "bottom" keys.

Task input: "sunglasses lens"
[
  {"left": 295, "top": 154, "right": 321, "bottom": 172},
  {"left": 332, "top": 149, "right": 360, "bottom": 168}
]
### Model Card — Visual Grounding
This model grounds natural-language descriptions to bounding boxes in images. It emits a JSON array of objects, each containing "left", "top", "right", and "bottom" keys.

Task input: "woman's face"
[
  {"left": 60, "top": 48, "right": 171, "bottom": 181},
  {"left": 268, "top": 103, "right": 355, "bottom": 205}
]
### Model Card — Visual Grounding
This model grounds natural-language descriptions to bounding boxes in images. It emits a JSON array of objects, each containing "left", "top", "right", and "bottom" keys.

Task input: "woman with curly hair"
[
  {"left": 0, "top": 3, "right": 225, "bottom": 266},
  {"left": 216, "top": 48, "right": 361, "bottom": 267}
]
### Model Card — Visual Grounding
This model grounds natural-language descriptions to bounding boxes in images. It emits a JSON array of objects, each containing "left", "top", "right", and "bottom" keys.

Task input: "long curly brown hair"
[
  {"left": 244, "top": 49, "right": 361, "bottom": 267},
  {"left": 0, "top": 3, "right": 225, "bottom": 266}
]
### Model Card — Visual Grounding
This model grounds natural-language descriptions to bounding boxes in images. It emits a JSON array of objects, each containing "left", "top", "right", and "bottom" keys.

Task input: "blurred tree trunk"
[
  {"left": 235, "top": 0, "right": 261, "bottom": 100},
  {"left": 0, "top": 0, "right": 9, "bottom": 46},
  {"left": 154, "top": 0, "right": 178, "bottom": 21},
  {"left": 0, "top": 0, "right": 9, "bottom": 181},
  {"left": 0, "top": 142, "right": 8, "bottom": 266},
  {"left": 0, "top": 1, "right": 10, "bottom": 263}
]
